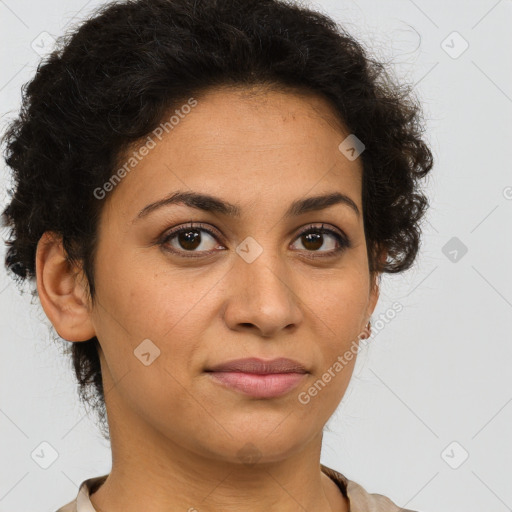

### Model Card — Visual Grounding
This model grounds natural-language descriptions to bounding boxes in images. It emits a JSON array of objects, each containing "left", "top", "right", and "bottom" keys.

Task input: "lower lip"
[{"left": 207, "top": 371, "right": 306, "bottom": 398}]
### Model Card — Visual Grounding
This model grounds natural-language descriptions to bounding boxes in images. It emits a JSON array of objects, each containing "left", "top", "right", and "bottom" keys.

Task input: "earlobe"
[
  {"left": 35, "top": 231, "right": 96, "bottom": 342},
  {"left": 367, "top": 247, "right": 386, "bottom": 317},
  {"left": 368, "top": 273, "right": 380, "bottom": 317}
]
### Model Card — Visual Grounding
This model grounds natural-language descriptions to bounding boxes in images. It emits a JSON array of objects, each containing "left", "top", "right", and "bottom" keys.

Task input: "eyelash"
[{"left": 159, "top": 222, "right": 350, "bottom": 259}]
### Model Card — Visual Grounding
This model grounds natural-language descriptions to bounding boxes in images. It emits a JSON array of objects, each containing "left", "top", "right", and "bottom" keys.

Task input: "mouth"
[{"left": 204, "top": 357, "right": 308, "bottom": 399}]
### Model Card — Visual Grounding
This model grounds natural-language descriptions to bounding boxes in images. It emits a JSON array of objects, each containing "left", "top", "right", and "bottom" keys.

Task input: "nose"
[{"left": 222, "top": 248, "right": 303, "bottom": 338}]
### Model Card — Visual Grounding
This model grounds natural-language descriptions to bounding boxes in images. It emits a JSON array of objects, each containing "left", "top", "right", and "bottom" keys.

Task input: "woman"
[{"left": 1, "top": 0, "right": 433, "bottom": 510}]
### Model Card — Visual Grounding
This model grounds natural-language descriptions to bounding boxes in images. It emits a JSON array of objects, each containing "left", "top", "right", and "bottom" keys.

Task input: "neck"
[{"left": 89, "top": 405, "right": 347, "bottom": 512}]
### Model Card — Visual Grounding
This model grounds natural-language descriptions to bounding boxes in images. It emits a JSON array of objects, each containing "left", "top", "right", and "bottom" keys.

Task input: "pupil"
[
  {"left": 303, "top": 232, "right": 322, "bottom": 250},
  {"left": 179, "top": 230, "right": 201, "bottom": 250}
]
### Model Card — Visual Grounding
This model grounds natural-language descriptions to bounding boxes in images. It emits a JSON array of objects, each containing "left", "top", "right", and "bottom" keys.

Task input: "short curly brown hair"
[{"left": 1, "top": 0, "right": 433, "bottom": 439}]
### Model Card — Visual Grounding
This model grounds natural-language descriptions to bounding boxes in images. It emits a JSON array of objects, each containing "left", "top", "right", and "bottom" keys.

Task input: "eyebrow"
[{"left": 134, "top": 190, "right": 360, "bottom": 222}]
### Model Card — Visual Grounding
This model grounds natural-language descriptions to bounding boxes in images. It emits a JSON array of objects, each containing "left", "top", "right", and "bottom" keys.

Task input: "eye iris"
[
  {"left": 302, "top": 232, "right": 323, "bottom": 250},
  {"left": 178, "top": 229, "right": 201, "bottom": 250}
]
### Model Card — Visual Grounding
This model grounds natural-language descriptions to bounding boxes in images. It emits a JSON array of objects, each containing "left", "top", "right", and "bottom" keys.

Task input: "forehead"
[
  {"left": 103, "top": 86, "right": 363, "bottom": 219},
  {"left": 182, "top": 84, "right": 349, "bottom": 142}
]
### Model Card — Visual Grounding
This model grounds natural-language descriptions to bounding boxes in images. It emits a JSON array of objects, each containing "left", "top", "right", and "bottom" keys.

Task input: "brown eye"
[
  {"left": 161, "top": 223, "right": 223, "bottom": 256},
  {"left": 291, "top": 224, "right": 350, "bottom": 257},
  {"left": 300, "top": 232, "right": 325, "bottom": 251},
  {"left": 174, "top": 229, "right": 203, "bottom": 251}
]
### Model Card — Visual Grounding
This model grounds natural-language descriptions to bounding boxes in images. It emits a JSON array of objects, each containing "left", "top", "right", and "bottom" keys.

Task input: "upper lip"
[{"left": 206, "top": 357, "right": 308, "bottom": 374}]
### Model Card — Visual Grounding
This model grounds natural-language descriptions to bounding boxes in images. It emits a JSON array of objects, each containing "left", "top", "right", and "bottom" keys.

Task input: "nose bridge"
[
  {"left": 223, "top": 234, "right": 303, "bottom": 335},
  {"left": 236, "top": 234, "right": 293, "bottom": 302}
]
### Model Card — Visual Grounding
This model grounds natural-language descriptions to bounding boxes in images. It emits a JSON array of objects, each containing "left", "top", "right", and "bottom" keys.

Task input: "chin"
[{"left": 196, "top": 426, "right": 314, "bottom": 465}]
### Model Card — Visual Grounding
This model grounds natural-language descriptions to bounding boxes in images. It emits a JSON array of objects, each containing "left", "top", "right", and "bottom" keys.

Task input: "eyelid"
[
  {"left": 294, "top": 222, "right": 346, "bottom": 240},
  {"left": 159, "top": 221, "right": 350, "bottom": 257},
  {"left": 159, "top": 222, "right": 225, "bottom": 252},
  {"left": 291, "top": 223, "right": 351, "bottom": 258}
]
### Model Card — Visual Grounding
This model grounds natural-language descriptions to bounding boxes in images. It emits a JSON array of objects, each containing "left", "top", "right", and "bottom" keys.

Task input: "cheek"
[
  {"left": 91, "top": 261, "right": 208, "bottom": 430},
  {"left": 310, "top": 268, "right": 370, "bottom": 333},
  {"left": 98, "top": 243, "right": 210, "bottom": 332},
  {"left": 91, "top": 251, "right": 209, "bottom": 383},
  {"left": 303, "top": 268, "right": 369, "bottom": 394},
  {"left": 293, "top": 334, "right": 359, "bottom": 432}
]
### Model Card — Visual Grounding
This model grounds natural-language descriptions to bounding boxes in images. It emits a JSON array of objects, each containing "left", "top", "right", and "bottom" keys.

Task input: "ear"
[
  {"left": 365, "top": 247, "right": 387, "bottom": 321},
  {"left": 35, "top": 231, "right": 96, "bottom": 342},
  {"left": 366, "top": 272, "right": 380, "bottom": 319}
]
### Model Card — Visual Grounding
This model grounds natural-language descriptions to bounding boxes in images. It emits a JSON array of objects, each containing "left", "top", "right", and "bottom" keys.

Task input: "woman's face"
[{"left": 87, "top": 86, "right": 379, "bottom": 463}]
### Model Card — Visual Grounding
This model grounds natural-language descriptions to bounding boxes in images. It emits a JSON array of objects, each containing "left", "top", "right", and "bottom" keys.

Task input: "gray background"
[{"left": 1, "top": 1, "right": 511, "bottom": 511}]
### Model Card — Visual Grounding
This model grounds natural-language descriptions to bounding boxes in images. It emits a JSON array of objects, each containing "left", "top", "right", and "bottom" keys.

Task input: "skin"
[{"left": 36, "top": 86, "right": 380, "bottom": 512}]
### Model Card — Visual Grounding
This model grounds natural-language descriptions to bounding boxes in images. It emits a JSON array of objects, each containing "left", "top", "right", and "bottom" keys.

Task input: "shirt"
[{"left": 55, "top": 464, "right": 417, "bottom": 512}]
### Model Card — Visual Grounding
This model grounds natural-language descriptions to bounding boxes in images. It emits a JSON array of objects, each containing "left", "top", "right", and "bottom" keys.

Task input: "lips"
[
  {"left": 205, "top": 357, "right": 308, "bottom": 398},
  {"left": 206, "top": 357, "right": 308, "bottom": 374}
]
